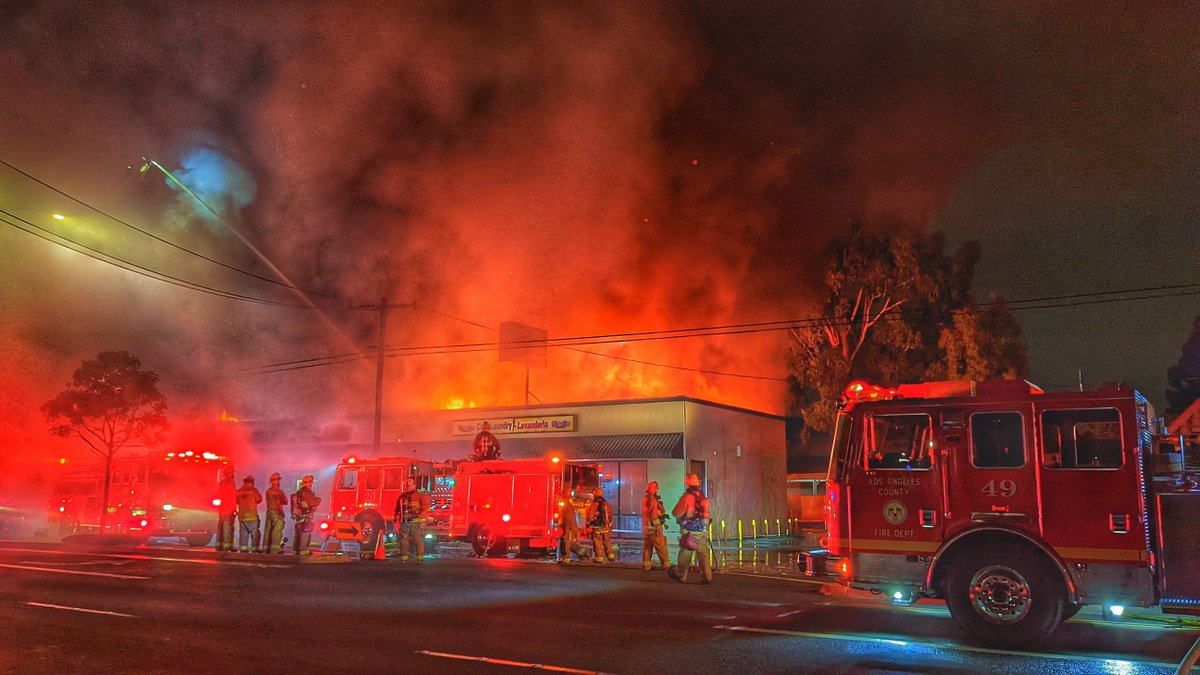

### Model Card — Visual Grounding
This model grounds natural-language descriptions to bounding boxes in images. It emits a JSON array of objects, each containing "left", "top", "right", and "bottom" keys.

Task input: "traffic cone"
[{"left": 373, "top": 533, "right": 386, "bottom": 561}]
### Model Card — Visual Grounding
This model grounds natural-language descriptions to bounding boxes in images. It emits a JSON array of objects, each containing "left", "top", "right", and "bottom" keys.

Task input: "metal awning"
[
  {"left": 391, "top": 432, "right": 684, "bottom": 462},
  {"left": 500, "top": 433, "right": 684, "bottom": 460}
]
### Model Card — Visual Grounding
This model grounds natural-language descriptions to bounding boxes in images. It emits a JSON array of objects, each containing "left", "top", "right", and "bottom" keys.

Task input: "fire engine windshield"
[
  {"left": 866, "top": 414, "right": 933, "bottom": 470},
  {"left": 829, "top": 412, "right": 853, "bottom": 482},
  {"left": 565, "top": 465, "right": 599, "bottom": 493},
  {"left": 336, "top": 468, "right": 358, "bottom": 490}
]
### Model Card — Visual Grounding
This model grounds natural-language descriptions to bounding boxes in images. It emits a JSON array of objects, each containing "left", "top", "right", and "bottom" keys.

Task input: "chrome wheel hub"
[{"left": 969, "top": 564, "right": 1031, "bottom": 624}]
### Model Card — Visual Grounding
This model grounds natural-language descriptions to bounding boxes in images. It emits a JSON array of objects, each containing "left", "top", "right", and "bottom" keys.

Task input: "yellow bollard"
[
  {"left": 721, "top": 519, "right": 727, "bottom": 543},
  {"left": 776, "top": 518, "right": 781, "bottom": 538},
  {"left": 752, "top": 519, "right": 758, "bottom": 539},
  {"left": 763, "top": 518, "right": 769, "bottom": 537},
  {"left": 737, "top": 519, "right": 743, "bottom": 546},
  {"left": 700, "top": 521, "right": 710, "bottom": 566}
]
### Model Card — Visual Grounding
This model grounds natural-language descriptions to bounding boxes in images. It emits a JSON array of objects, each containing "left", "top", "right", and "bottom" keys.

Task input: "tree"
[
  {"left": 789, "top": 224, "right": 1027, "bottom": 435},
  {"left": 42, "top": 351, "right": 169, "bottom": 532},
  {"left": 1166, "top": 316, "right": 1200, "bottom": 419}
]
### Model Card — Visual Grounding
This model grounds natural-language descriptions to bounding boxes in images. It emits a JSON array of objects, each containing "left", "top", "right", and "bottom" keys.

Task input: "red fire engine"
[
  {"left": 814, "top": 379, "right": 1200, "bottom": 647},
  {"left": 447, "top": 456, "right": 600, "bottom": 557},
  {"left": 52, "top": 450, "right": 231, "bottom": 546},
  {"left": 324, "top": 456, "right": 453, "bottom": 556}
]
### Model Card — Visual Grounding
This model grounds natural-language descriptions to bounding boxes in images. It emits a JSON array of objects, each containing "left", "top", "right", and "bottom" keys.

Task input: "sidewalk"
[{"left": 567, "top": 533, "right": 820, "bottom": 577}]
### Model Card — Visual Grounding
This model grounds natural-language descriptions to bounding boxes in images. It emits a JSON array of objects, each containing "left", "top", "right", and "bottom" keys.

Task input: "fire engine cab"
[
  {"left": 448, "top": 456, "right": 600, "bottom": 557},
  {"left": 325, "top": 456, "right": 451, "bottom": 557},
  {"left": 815, "top": 379, "right": 1200, "bottom": 647}
]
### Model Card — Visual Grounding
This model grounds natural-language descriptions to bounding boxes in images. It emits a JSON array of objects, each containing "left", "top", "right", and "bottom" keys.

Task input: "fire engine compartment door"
[
  {"left": 944, "top": 408, "right": 1041, "bottom": 539},
  {"left": 464, "top": 474, "right": 554, "bottom": 539},
  {"left": 850, "top": 411, "right": 943, "bottom": 564},
  {"left": 1037, "top": 404, "right": 1148, "bottom": 567}
]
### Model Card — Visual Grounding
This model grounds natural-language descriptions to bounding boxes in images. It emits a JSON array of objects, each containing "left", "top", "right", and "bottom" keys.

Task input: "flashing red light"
[
  {"left": 345, "top": 457, "right": 357, "bottom": 464},
  {"left": 501, "top": 514, "right": 511, "bottom": 522},
  {"left": 140, "top": 519, "right": 149, "bottom": 527},
  {"left": 212, "top": 498, "right": 221, "bottom": 507},
  {"left": 319, "top": 521, "right": 330, "bottom": 531},
  {"left": 550, "top": 456, "right": 561, "bottom": 464},
  {"left": 58, "top": 506, "right": 66, "bottom": 513}
]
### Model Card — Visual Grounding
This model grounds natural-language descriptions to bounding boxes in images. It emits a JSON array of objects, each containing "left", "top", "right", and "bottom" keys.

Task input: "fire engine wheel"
[
  {"left": 470, "top": 526, "right": 508, "bottom": 558},
  {"left": 355, "top": 512, "right": 386, "bottom": 558},
  {"left": 1061, "top": 603, "right": 1082, "bottom": 621},
  {"left": 185, "top": 533, "right": 213, "bottom": 547},
  {"left": 944, "top": 544, "right": 1065, "bottom": 648}
]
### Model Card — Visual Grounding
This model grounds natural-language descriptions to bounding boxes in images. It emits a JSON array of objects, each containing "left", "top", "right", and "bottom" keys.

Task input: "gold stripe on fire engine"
[
  {"left": 1056, "top": 547, "right": 1147, "bottom": 563},
  {"left": 850, "top": 539, "right": 941, "bottom": 553}
]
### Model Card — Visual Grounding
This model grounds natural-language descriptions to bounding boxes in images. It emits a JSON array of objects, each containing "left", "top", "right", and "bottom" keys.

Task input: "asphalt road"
[{"left": 1, "top": 543, "right": 1197, "bottom": 674}]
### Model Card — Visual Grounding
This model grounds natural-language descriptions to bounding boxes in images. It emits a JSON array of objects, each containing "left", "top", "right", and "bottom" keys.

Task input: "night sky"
[{"left": 1, "top": 2, "right": 1196, "bottom": 460}]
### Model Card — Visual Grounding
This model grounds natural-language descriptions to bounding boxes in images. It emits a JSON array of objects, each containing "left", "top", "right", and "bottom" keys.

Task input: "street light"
[{"left": 135, "top": 156, "right": 367, "bottom": 361}]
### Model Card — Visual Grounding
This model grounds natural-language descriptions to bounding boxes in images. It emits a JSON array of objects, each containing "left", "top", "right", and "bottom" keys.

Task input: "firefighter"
[
  {"left": 669, "top": 473, "right": 712, "bottom": 584},
  {"left": 393, "top": 477, "right": 431, "bottom": 563},
  {"left": 236, "top": 475, "right": 263, "bottom": 553},
  {"left": 263, "top": 472, "right": 288, "bottom": 554},
  {"left": 470, "top": 421, "right": 501, "bottom": 461},
  {"left": 641, "top": 481, "right": 670, "bottom": 571},
  {"left": 557, "top": 486, "right": 590, "bottom": 563},
  {"left": 290, "top": 475, "right": 321, "bottom": 555},
  {"left": 584, "top": 486, "right": 615, "bottom": 564},
  {"left": 215, "top": 469, "right": 237, "bottom": 551}
]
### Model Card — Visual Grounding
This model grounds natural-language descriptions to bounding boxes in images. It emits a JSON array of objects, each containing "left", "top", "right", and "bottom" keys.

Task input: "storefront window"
[{"left": 597, "top": 461, "right": 648, "bottom": 533}]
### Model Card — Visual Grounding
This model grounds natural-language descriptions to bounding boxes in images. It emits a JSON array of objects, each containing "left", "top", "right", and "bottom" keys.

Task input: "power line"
[
  {"left": 409, "top": 304, "right": 789, "bottom": 381},
  {"left": 0, "top": 210, "right": 309, "bottom": 308},
  {"left": 0, "top": 157, "right": 329, "bottom": 296},
  {"left": 244, "top": 282, "right": 1200, "bottom": 376}
]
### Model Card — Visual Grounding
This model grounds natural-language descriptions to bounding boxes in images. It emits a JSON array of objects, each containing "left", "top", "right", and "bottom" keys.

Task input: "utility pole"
[{"left": 358, "top": 298, "right": 414, "bottom": 453}]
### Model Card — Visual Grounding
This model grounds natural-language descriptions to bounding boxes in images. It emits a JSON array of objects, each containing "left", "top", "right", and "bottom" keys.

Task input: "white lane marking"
[
  {"left": 416, "top": 650, "right": 604, "bottom": 674},
  {"left": 0, "top": 547, "right": 289, "bottom": 569},
  {"left": 720, "top": 571, "right": 826, "bottom": 585},
  {"left": 24, "top": 601, "right": 137, "bottom": 618},
  {"left": 20, "top": 560, "right": 135, "bottom": 567},
  {"left": 0, "top": 563, "right": 148, "bottom": 580},
  {"left": 808, "top": 598, "right": 1192, "bottom": 632},
  {"left": 712, "top": 625, "right": 1179, "bottom": 669},
  {"left": 776, "top": 609, "right": 805, "bottom": 618}
]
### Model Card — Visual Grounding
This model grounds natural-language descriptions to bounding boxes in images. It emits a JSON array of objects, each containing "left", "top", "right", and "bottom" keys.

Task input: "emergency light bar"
[{"left": 844, "top": 379, "right": 1044, "bottom": 409}]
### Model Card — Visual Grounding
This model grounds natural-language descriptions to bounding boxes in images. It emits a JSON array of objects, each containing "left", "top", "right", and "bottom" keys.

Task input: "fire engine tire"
[
  {"left": 486, "top": 537, "right": 508, "bottom": 557},
  {"left": 944, "top": 543, "right": 1065, "bottom": 648},
  {"left": 470, "top": 525, "right": 509, "bottom": 557},
  {"left": 1061, "top": 604, "right": 1082, "bottom": 621},
  {"left": 185, "top": 533, "right": 212, "bottom": 547},
  {"left": 355, "top": 512, "right": 386, "bottom": 559}
]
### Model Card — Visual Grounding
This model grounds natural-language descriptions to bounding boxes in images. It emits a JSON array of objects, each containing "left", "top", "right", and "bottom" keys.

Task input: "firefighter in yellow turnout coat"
[
  {"left": 263, "top": 473, "right": 289, "bottom": 554},
  {"left": 585, "top": 487, "right": 615, "bottom": 564},
  {"left": 669, "top": 473, "right": 713, "bottom": 584},
  {"left": 393, "top": 478, "right": 431, "bottom": 563},
  {"left": 641, "top": 481, "right": 670, "bottom": 570}
]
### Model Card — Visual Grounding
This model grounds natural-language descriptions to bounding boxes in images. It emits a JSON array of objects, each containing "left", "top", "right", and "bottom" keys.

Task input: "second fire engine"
[{"left": 813, "top": 379, "right": 1200, "bottom": 647}]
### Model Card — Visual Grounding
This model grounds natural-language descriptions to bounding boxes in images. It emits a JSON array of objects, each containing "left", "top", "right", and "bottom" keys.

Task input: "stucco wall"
[{"left": 682, "top": 401, "right": 787, "bottom": 536}]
